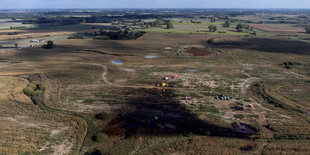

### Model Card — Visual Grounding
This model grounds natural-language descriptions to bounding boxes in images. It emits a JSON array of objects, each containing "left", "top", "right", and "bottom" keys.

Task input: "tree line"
[
  {"left": 145, "top": 19, "right": 173, "bottom": 29},
  {"left": 306, "top": 25, "right": 310, "bottom": 33}
]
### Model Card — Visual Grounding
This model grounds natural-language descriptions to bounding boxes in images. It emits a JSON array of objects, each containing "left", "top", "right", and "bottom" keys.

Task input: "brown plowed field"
[{"left": 250, "top": 24, "right": 305, "bottom": 32}]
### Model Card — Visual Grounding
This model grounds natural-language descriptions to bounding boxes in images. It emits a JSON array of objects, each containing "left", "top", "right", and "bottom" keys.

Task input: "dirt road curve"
[{"left": 79, "top": 62, "right": 158, "bottom": 89}]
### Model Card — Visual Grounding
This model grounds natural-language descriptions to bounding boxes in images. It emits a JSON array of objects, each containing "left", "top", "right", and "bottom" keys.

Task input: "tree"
[
  {"left": 15, "top": 43, "right": 18, "bottom": 48},
  {"left": 208, "top": 25, "right": 217, "bottom": 32},
  {"left": 213, "top": 25, "right": 217, "bottom": 32},
  {"left": 208, "top": 25, "right": 213, "bottom": 32},
  {"left": 210, "top": 17, "right": 216, "bottom": 22},
  {"left": 43, "top": 41, "right": 54, "bottom": 49},
  {"left": 146, "top": 23, "right": 150, "bottom": 28},
  {"left": 306, "top": 25, "right": 310, "bottom": 33},
  {"left": 236, "top": 23, "right": 249, "bottom": 32},
  {"left": 223, "top": 20, "right": 230, "bottom": 27},
  {"left": 236, "top": 24, "right": 243, "bottom": 32},
  {"left": 154, "top": 18, "right": 163, "bottom": 27},
  {"left": 167, "top": 22, "right": 173, "bottom": 29}
]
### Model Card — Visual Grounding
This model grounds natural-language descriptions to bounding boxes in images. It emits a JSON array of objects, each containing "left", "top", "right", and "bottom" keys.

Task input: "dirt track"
[
  {"left": 79, "top": 62, "right": 158, "bottom": 89},
  {"left": 240, "top": 74, "right": 273, "bottom": 139}
]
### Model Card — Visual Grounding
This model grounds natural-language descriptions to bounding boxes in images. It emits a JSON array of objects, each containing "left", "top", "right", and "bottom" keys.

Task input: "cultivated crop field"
[
  {"left": 0, "top": 19, "right": 35, "bottom": 30},
  {"left": 250, "top": 24, "right": 305, "bottom": 32},
  {"left": 136, "top": 22, "right": 248, "bottom": 36}
]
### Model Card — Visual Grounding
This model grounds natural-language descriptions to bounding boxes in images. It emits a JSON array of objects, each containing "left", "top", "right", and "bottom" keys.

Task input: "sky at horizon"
[{"left": 1, "top": 0, "right": 310, "bottom": 9}]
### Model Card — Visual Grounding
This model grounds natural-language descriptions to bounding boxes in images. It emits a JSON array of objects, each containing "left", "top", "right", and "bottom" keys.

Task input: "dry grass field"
[
  {"left": 0, "top": 68, "right": 87, "bottom": 154},
  {"left": 0, "top": 30, "right": 309, "bottom": 154}
]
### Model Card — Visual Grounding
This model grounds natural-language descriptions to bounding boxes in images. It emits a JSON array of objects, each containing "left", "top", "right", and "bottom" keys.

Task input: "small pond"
[
  {"left": 112, "top": 60, "right": 124, "bottom": 65},
  {"left": 145, "top": 55, "right": 160, "bottom": 59}
]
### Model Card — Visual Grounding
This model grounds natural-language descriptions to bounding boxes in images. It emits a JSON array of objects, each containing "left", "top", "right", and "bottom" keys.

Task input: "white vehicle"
[{"left": 30, "top": 39, "right": 39, "bottom": 43}]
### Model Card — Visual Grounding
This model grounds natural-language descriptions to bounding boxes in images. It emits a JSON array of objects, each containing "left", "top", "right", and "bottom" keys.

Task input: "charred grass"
[{"left": 88, "top": 87, "right": 257, "bottom": 154}]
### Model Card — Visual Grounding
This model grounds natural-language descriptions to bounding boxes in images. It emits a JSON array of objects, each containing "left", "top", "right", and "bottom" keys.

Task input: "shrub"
[
  {"left": 7, "top": 32, "right": 18, "bottom": 35},
  {"left": 93, "top": 35, "right": 110, "bottom": 40},
  {"left": 23, "top": 81, "right": 47, "bottom": 97},
  {"left": 234, "top": 114, "right": 245, "bottom": 119},
  {"left": 92, "top": 133, "right": 109, "bottom": 142},
  {"left": 95, "top": 112, "right": 109, "bottom": 120},
  {"left": 208, "top": 25, "right": 217, "bottom": 32},
  {"left": 283, "top": 61, "right": 301, "bottom": 66},
  {"left": 240, "top": 145, "right": 254, "bottom": 151},
  {"left": 282, "top": 61, "right": 301, "bottom": 69},
  {"left": 166, "top": 22, "right": 173, "bottom": 29},
  {"left": 83, "top": 99, "right": 96, "bottom": 104},
  {"left": 207, "top": 38, "right": 215, "bottom": 44},
  {"left": 28, "top": 82, "right": 37, "bottom": 90},
  {"left": 85, "top": 149, "right": 103, "bottom": 155},
  {"left": 23, "top": 87, "right": 35, "bottom": 96},
  {"left": 284, "top": 65, "right": 291, "bottom": 69},
  {"left": 68, "top": 36, "right": 85, "bottom": 39},
  {"left": 43, "top": 40, "right": 54, "bottom": 49},
  {"left": 39, "top": 83, "right": 47, "bottom": 90}
]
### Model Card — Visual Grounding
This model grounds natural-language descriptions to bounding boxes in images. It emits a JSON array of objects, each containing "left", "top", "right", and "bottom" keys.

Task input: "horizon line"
[{"left": 1, "top": 8, "right": 310, "bottom": 10}]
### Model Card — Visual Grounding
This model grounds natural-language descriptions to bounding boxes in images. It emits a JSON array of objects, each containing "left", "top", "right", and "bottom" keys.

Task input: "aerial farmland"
[{"left": 0, "top": 7, "right": 309, "bottom": 155}]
